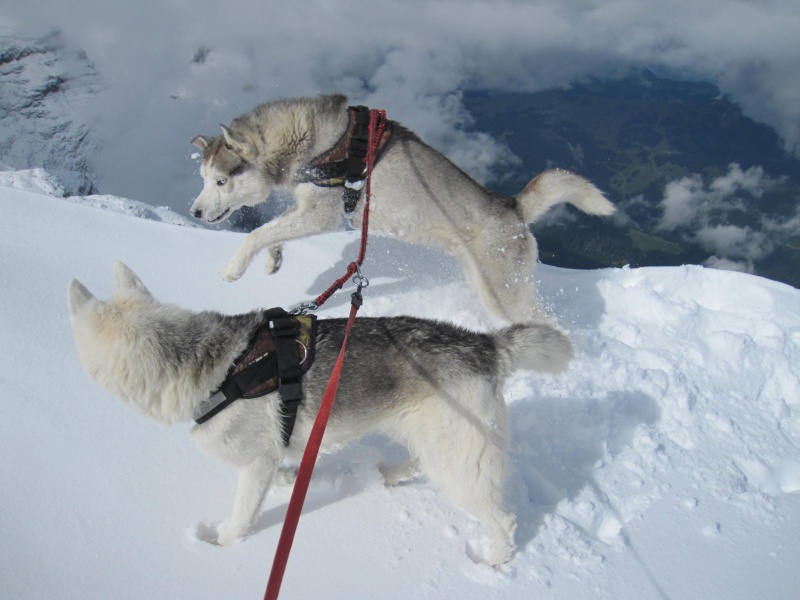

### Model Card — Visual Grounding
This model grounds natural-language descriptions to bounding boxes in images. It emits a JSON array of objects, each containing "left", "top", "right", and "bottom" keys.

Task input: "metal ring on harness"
[{"left": 296, "top": 339, "right": 308, "bottom": 365}]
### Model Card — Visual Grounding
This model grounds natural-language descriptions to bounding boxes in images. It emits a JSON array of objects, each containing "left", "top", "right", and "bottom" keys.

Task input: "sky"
[{"left": 2, "top": 0, "right": 799, "bottom": 215}]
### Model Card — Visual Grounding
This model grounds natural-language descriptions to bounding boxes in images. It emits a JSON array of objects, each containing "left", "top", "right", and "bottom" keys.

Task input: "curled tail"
[
  {"left": 517, "top": 168, "right": 615, "bottom": 224},
  {"left": 495, "top": 321, "right": 574, "bottom": 377}
]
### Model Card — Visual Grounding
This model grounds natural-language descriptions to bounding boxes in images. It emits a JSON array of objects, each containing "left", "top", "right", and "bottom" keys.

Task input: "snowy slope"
[{"left": 1, "top": 178, "right": 799, "bottom": 600}]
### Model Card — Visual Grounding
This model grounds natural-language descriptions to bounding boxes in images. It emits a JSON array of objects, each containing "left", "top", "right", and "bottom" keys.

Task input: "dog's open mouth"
[{"left": 207, "top": 208, "right": 231, "bottom": 224}]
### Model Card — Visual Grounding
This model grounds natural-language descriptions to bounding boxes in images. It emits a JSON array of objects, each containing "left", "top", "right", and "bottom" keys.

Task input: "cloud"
[
  {"left": 3, "top": 0, "right": 799, "bottom": 213},
  {"left": 656, "top": 163, "right": 797, "bottom": 265},
  {"left": 703, "top": 255, "right": 754, "bottom": 275},
  {"left": 694, "top": 224, "right": 773, "bottom": 261},
  {"left": 658, "top": 164, "right": 769, "bottom": 232},
  {"left": 658, "top": 174, "right": 708, "bottom": 232}
]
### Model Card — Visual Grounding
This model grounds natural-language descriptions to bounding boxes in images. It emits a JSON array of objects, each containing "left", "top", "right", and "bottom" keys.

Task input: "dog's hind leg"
[
  {"left": 455, "top": 229, "right": 541, "bottom": 323},
  {"left": 216, "top": 457, "right": 278, "bottom": 545},
  {"left": 407, "top": 385, "right": 516, "bottom": 566}
]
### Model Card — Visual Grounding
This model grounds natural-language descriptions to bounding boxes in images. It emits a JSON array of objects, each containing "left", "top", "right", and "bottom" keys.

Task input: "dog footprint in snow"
[{"left": 190, "top": 521, "right": 228, "bottom": 545}]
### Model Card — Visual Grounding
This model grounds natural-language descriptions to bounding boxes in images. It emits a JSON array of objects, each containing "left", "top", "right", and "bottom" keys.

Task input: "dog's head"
[
  {"left": 67, "top": 262, "right": 216, "bottom": 424},
  {"left": 189, "top": 127, "right": 272, "bottom": 224},
  {"left": 189, "top": 95, "right": 349, "bottom": 224}
]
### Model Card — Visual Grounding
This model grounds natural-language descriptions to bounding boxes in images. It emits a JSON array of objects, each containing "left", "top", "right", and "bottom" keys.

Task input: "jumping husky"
[
  {"left": 67, "top": 262, "right": 573, "bottom": 566},
  {"left": 190, "top": 94, "right": 614, "bottom": 322}
]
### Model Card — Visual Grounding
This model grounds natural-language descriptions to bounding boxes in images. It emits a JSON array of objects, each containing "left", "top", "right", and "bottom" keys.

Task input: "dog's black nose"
[{"left": 192, "top": 209, "right": 202, "bottom": 219}]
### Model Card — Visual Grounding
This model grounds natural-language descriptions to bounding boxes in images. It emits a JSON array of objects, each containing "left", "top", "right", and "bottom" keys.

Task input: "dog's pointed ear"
[
  {"left": 67, "top": 279, "right": 98, "bottom": 316},
  {"left": 112, "top": 262, "right": 153, "bottom": 299},
  {"left": 220, "top": 125, "right": 255, "bottom": 158},
  {"left": 191, "top": 135, "right": 212, "bottom": 151}
]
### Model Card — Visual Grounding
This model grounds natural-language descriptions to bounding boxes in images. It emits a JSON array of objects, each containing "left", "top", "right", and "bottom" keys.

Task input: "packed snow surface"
[{"left": 1, "top": 177, "right": 799, "bottom": 599}]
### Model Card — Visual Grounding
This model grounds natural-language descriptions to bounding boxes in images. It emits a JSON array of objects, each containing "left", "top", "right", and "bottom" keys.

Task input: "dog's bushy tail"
[
  {"left": 495, "top": 321, "right": 574, "bottom": 377},
  {"left": 516, "top": 168, "right": 615, "bottom": 224}
]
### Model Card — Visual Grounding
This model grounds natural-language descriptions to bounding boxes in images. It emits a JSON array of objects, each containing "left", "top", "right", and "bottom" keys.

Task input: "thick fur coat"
[
  {"left": 67, "top": 262, "right": 574, "bottom": 566},
  {"left": 190, "top": 94, "right": 614, "bottom": 322}
]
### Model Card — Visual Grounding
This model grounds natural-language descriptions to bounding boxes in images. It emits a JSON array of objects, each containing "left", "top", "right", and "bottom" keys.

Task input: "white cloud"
[
  {"left": 703, "top": 255, "right": 754, "bottom": 274},
  {"left": 658, "top": 174, "right": 707, "bottom": 232},
  {"left": 710, "top": 163, "right": 767, "bottom": 198},
  {"left": 658, "top": 163, "right": 778, "bottom": 233},
  {"left": 3, "top": 0, "right": 799, "bottom": 212},
  {"left": 694, "top": 224, "right": 773, "bottom": 261},
  {"left": 656, "top": 163, "right": 793, "bottom": 264}
]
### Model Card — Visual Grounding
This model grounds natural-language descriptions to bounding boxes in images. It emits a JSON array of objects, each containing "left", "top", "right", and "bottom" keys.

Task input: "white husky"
[
  {"left": 190, "top": 94, "right": 614, "bottom": 322},
  {"left": 67, "top": 262, "right": 574, "bottom": 566}
]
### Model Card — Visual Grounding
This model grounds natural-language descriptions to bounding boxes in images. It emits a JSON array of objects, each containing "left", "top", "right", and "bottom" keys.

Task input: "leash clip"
[
  {"left": 352, "top": 262, "right": 370, "bottom": 290},
  {"left": 351, "top": 263, "right": 368, "bottom": 309},
  {"left": 290, "top": 301, "right": 318, "bottom": 315}
]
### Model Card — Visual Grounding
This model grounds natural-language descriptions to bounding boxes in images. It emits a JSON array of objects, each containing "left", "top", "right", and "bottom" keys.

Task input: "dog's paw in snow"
[
  {"left": 193, "top": 521, "right": 224, "bottom": 545},
  {"left": 275, "top": 465, "right": 298, "bottom": 486},
  {"left": 215, "top": 523, "right": 246, "bottom": 546},
  {"left": 380, "top": 459, "right": 421, "bottom": 487}
]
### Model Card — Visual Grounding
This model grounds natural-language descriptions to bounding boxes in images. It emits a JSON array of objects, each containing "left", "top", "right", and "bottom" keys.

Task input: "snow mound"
[{"left": 1, "top": 181, "right": 799, "bottom": 600}]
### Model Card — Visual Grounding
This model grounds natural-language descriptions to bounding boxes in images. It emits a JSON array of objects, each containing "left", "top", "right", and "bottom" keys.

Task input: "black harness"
[
  {"left": 193, "top": 308, "right": 318, "bottom": 446},
  {"left": 296, "top": 105, "right": 394, "bottom": 212}
]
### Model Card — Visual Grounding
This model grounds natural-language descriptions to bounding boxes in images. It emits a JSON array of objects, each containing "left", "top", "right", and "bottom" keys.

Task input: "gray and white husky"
[
  {"left": 67, "top": 262, "right": 573, "bottom": 566},
  {"left": 190, "top": 94, "right": 614, "bottom": 322}
]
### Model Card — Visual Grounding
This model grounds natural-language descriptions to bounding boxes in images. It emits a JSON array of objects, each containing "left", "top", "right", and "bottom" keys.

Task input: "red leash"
[
  {"left": 263, "top": 294, "right": 360, "bottom": 600},
  {"left": 263, "top": 109, "right": 385, "bottom": 600}
]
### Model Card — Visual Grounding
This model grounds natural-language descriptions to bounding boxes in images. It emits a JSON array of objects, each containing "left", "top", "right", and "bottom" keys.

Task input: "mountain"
[
  {"left": 463, "top": 72, "right": 800, "bottom": 287},
  {"left": 0, "top": 30, "right": 101, "bottom": 194},
  {"left": 2, "top": 178, "right": 800, "bottom": 600}
]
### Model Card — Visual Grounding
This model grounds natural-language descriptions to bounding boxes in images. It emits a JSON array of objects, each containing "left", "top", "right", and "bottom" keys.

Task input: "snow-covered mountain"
[
  {"left": 1, "top": 174, "right": 799, "bottom": 600},
  {"left": 0, "top": 31, "right": 101, "bottom": 192}
]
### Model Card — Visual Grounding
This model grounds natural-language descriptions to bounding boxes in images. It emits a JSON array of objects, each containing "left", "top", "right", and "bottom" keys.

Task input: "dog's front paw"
[
  {"left": 265, "top": 245, "right": 283, "bottom": 275},
  {"left": 221, "top": 259, "right": 247, "bottom": 282},
  {"left": 275, "top": 465, "right": 298, "bottom": 486},
  {"left": 193, "top": 521, "right": 242, "bottom": 546},
  {"left": 215, "top": 524, "right": 244, "bottom": 546}
]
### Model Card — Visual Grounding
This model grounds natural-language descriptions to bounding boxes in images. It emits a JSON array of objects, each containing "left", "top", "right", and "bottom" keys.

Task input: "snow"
[
  {"left": 1, "top": 175, "right": 799, "bottom": 600},
  {"left": 0, "top": 32, "right": 101, "bottom": 179}
]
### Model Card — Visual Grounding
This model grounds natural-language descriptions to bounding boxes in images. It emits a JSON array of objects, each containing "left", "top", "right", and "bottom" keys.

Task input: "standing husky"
[
  {"left": 190, "top": 94, "right": 614, "bottom": 322},
  {"left": 67, "top": 263, "right": 573, "bottom": 566}
]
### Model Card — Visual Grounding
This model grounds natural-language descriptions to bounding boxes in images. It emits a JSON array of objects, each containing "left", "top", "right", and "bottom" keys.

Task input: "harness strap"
[
  {"left": 297, "top": 105, "right": 393, "bottom": 213},
  {"left": 194, "top": 309, "right": 311, "bottom": 447},
  {"left": 342, "top": 106, "right": 371, "bottom": 212},
  {"left": 270, "top": 317, "right": 304, "bottom": 446}
]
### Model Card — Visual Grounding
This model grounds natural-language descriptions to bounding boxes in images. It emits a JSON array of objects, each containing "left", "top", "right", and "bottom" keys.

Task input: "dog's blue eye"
[{"left": 216, "top": 178, "right": 227, "bottom": 186}]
